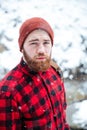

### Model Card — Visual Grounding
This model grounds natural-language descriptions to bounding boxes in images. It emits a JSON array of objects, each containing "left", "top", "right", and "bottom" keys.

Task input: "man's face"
[{"left": 22, "top": 29, "right": 52, "bottom": 72}]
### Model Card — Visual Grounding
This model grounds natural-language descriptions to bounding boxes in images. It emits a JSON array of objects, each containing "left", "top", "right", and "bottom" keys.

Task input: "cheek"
[
  {"left": 46, "top": 47, "right": 52, "bottom": 56},
  {"left": 27, "top": 50, "right": 35, "bottom": 59},
  {"left": 23, "top": 46, "right": 35, "bottom": 59}
]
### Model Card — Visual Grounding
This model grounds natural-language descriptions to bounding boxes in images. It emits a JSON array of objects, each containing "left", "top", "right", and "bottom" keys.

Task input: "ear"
[{"left": 21, "top": 49, "right": 23, "bottom": 53}]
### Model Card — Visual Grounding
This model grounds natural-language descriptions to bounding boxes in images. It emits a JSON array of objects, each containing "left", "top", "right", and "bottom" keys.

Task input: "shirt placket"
[{"left": 40, "top": 72, "right": 63, "bottom": 130}]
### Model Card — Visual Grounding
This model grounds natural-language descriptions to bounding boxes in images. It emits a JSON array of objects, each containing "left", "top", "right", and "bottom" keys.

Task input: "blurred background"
[{"left": 0, "top": 0, "right": 87, "bottom": 129}]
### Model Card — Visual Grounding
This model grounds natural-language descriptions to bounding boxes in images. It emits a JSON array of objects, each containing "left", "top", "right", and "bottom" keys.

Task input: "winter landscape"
[{"left": 0, "top": 0, "right": 87, "bottom": 129}]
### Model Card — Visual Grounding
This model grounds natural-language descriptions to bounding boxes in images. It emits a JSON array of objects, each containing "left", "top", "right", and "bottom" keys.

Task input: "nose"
[{"left": 37, "top": 44, "right": 45, "bottom": 53}]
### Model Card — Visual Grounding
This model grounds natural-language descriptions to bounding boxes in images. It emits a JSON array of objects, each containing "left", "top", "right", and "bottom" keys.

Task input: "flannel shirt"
[{"left": 0, "top": 58, "right": 70, "bottom": 130}]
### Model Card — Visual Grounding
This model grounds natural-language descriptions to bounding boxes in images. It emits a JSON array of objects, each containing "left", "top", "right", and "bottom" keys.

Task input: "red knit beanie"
[{"left": 18, "top": 17, "right": 54, "bottom": 51}]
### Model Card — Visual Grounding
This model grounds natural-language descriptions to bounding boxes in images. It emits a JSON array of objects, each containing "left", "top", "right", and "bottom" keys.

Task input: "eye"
[
  {"left": 30, "top": 42, "right": 38, "bottom": 45},
  {"left": 44, "top": 41, "right": 50, "bottom": 45}
]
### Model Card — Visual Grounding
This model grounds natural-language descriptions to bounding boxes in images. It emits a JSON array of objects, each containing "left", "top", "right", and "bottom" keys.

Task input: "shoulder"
[
  {"left": 50, "top": 60, "right": 64, "bottom": 81},
  {"left": 0, "top": 64, "right": 23, "bottom": 94}
]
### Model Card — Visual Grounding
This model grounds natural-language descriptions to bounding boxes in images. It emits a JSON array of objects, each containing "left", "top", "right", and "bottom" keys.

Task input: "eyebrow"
[
  {"left": 29, "top": 38, "right": 51, "bottom": 42},
  {"left": 29, "top": 39, "right": 39, "bottom": 42}
]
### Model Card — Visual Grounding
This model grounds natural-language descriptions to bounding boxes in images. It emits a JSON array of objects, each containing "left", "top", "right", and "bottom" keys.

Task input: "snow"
[
  {"left": 0, "top": 0, "right": 87, "bottom": 71},
  {"left": 73, "top": 100, "right": 87, "bottom": 128},
  {"left": 0, "top": 0, "right": 87, "bottom": 128}
]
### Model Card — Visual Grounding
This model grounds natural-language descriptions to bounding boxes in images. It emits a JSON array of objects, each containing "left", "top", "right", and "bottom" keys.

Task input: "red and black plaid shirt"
[{"left": 0, "top": 59, "right": 70, "bottom": 130}]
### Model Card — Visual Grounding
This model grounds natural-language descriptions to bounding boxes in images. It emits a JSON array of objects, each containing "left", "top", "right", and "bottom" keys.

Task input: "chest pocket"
[
  {"left": 21, "top": 94, "right": 52, "bottom": 130},
  {"left": 21, "top": 92, "right": 52, "bottom": 121}
]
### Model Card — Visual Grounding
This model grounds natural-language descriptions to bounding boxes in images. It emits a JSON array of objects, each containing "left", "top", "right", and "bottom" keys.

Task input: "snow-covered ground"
[
  {"left": 0, "top": 0, "right": 87, "bottom": 128},
  {"left": 73, "top": 100, "right": 87, "bottom": 128}
]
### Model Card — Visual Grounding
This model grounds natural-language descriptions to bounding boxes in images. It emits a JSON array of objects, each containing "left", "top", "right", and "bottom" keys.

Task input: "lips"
[{"left": 36, "top": 57, "right": 46, "bottom": 60}]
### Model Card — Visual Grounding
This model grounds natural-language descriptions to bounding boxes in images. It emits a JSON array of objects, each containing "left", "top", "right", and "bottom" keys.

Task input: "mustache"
[{"left": 34, "top": 53, "right": 48, "bottom": 58}]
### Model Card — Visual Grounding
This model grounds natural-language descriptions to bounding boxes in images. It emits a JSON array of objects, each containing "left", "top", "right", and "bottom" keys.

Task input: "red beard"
[{"left": 23, "top": 49, "right": 51, "bottom": 72}]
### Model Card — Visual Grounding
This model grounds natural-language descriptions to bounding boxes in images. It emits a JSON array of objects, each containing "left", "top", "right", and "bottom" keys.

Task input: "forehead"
[{"left": 27, "top": 29, "right": 51, "bottom": 39}]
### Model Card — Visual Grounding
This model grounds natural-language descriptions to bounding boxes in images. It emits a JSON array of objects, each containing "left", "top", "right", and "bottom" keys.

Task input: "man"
[{"left": 0, "top": 17, "right": 70, "bottom": 130}]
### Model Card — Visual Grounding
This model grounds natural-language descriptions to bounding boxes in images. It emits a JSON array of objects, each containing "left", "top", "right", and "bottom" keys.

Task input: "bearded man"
[{"left": 0, "top": 17, "right": 70, "bottom": 130}]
